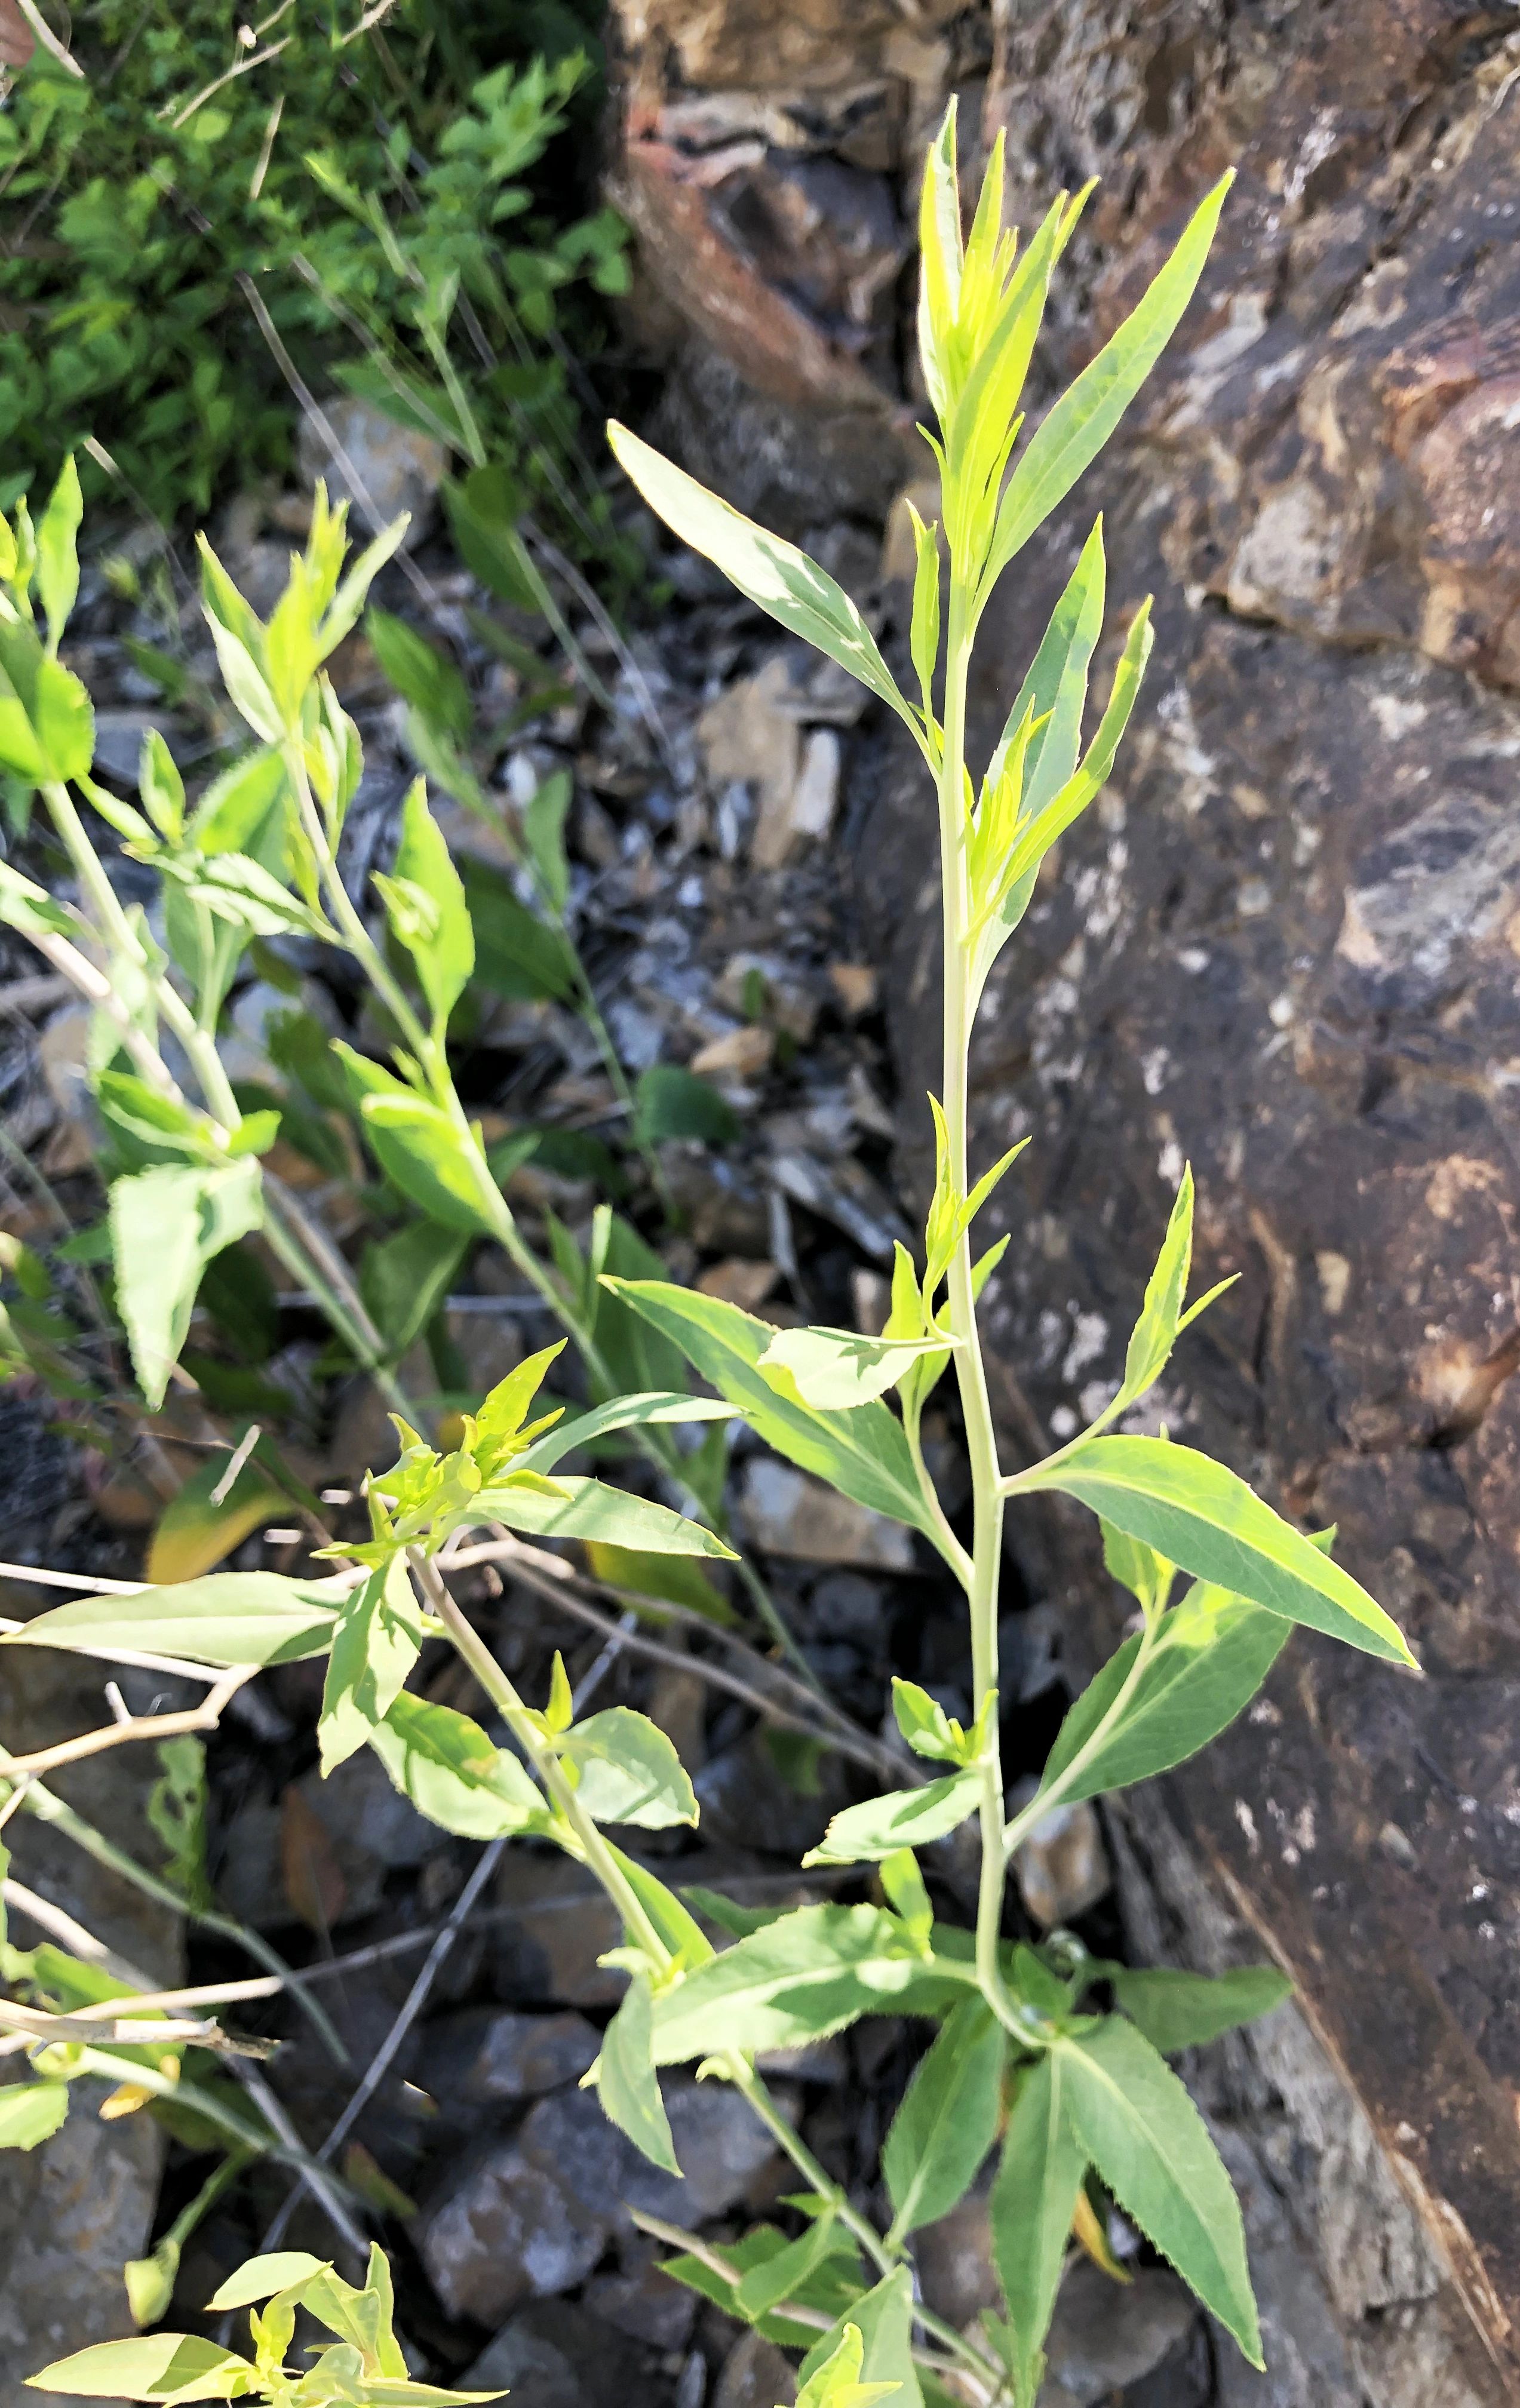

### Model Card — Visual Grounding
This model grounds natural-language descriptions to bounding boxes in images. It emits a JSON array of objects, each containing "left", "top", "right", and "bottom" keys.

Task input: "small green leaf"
[
  {"left": 360, "top": 1221, "right": 467, "bottom": 1361},
  {"left": 367, "top": 1692, "right": 555, "bottom": 1841},
  {"left": 1110, "top": 1965, "right": 1293, "bottom": 2055},
  {"left": 474, "top": 1474, "right": 736, "bottom": 1562},
  {"left": 1022, "top": 1435, "right": 1415, "bottom": 1664},
  {"left": 608, "top": 423, "right": 923, "bottom": 748},
  {"left": 803, "top": 1771, "right": 979, "bottom": 1867},
  {"left": 1100, "top": 1519, "right": 1174, "bottom": 1618},
  {"left": 145, "top": 1454, "right": 286, "bottom": 1587},
  {"left": 319, "top": 1559, "right": 424, "bottom": 1776},
  {"left": 648, "top": 1904, "right": 935, "bottom": 2065},
  {"left": 890, "top": 1677, "right": 970, "bottom": 1765},
  {"left": 0, "top": 2081, "right": 68, "bottom": 2151},
  {"left": 110, "top": 1159, "right": 263, "bottom": 1410},
  {"left": 124, "top": 2238, "right": 180, "bottom": 2333},
  {"left": 383, "top": 777, "right": 475, "bottom": 1027},
  {"left": 0, "top": 859, "right": 77, "bottom": 943},
  {"left": 517, "top": 1392, "right": 731, "bottom": 1476},
  {"left": 798, "top": 2269, "right": 919, "bottom": 2408},
  {"left": 632, "top": 1064, "right": 742, "bottom": 1149},
  {"left": 204, "top": 2253, "right": 328, "bottom": 2312},
  {"left": 990, "top": 2053, "right": 1089, "bottom": 2408},
  {"left": 188, "top": 747, "right": 288, "bottom": 856},
  {"left": 337, "top": 1048, "right": 496, "bottom": 1235},
  {"left": 2, "top": 1572, "right": 342, "bottom": 1668},
  {"left": 598, "top": 1975, "right": 680, "bottom": 2173},
  {"left": 1121, "top": 1165, "right": 1195, "bottom": 1401},
  {"left": 884, "top": 2000, "right": 1005, "bottom": 2240},
  {"left": 1056, "top": 2018, "right": 1261, "bottom": 2365},
  {"left": 758, "top": 1325, "right": 961, "bottom": 1411},
  {"left": 366, "top": 608, "right": 472, "bottom": 743},
  {"left": 24, "top": 2335, "right": 257, "bottom": 2402},
  {"left": 35, "top": 456, "right": 82, "bottom": 653},
  {"left": 560, "top": 1707, "right": 698, "bottom": 1828},
  {"left": 736, "top": 2214, "right": 840, "bottom": 2321},
  {"left": 525, "top": 769, "right": 572, "bottom": 916}
]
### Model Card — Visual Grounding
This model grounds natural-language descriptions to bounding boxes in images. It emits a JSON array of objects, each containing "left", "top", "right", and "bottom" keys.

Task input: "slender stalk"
[{"left": 936, "top": 593, "right": 1015, "bottom": 2028}]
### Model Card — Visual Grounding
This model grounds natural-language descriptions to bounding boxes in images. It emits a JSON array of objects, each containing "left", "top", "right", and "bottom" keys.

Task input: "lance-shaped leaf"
[
  {"left": 145, "top": 1453, "right": 287, "bottom": 1588},
  {"left": 380, "top": 778, "right": 475, "bottom": 1028},
  {"left": 1032, "top": 1577, "right": 1289, "bottom": 1808},
  {"left": 111, "top": 1159, "right": 263, "bottom": 1410},
  {"left": 884, "top": 1998, "right": 1006, "bottom": 2240},
  {"left": 1109, "top": 1964, "right": 1294, "bottom": 2056},
  {"left": 560, "top": 1707, "right": 698, "bottom": 1828},
  {"left": 24, "top": 2334, "right": 258, "bottom": 2401},
  {"left": 798, "top": 2268, "right": 920, "bottom": 2408},
  {"left": 648, "top": 1903, "right": 943, "bottom": 2065},
  {"left": 594, "top": 1974, "right": 680, "bottom": 2174},
  {"left": 656, "top": 2224, "right": 867, "bottom": 2352},
  {"left": 517, "top": 1392, "right": 732, "bottom": 1475},
  {"left": 35, "top": 454, "right": 82, "bottom": 653},
  {"left": 735, "top": 2212, "right": 842, "bottom": 2321},
  {"left": 1101, "top": 1519, "right": 1174, "bottom": 1619},
  {"left": 990, "top": 2053, "right": 1088, "bottom": 2408},
  {"left": 205, "top": 2253, "right": 328, "bottom": 2310},
  {"left": 336, "top": 1046, "right": 496, "bottom": 1235},
  {"left": 604, "top": 1280, "right": 942, "bottom": 1553},
  {"left": 318, "top": 1558, "right": 425, "bottom": 1776},
  {"left": 991, "top": 518, "right": 1106, "bottom": 823},
  {"left": 0, "top": 2081, "right": 69, "bottom": 2151},
  {"left": 3, "top": 1572, "right": 345, "bottom": 1667},
  {"left": 803, "top": 1770, "right": 980, "bottom": 1867},
  {"left": 367, "top": 1693, "right": 555, "bottom": 1841},
  {"left": 758, "top": 1323, "right": 962, "bottom": 1411},
  {"left": 1017, "top": 1435, "right": 1414, "bottom": 1665},
  {"left": 474, "top": 1475, "right": 736, "bottom": 1561},
  {"left": 979, "top": 174, "right": 1233, "bottom": 601},
  {"left": 607, "top": 423, "right": 923, "bottom": 749},
  {"left": 1056, "top": 2019, "right": 1262, "bottom": 2365}
]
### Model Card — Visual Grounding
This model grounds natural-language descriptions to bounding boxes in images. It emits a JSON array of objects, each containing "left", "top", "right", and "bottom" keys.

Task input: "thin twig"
[
  {"left": 0, "top": 1995, "right": 265, "bottom": 2053},
  {"left": 210, "top": 1423, "right": 262, "bottom": 1507},
  {"left": 336, "top": 0, "right": 404, "bottom": 48},
  {"left": 248, "top": 90, "right": 283, "bottom": 200},
  {"left": 0, "top": 1664, "right": 255, "bottom": 1781},
  {"left": 162, "top": 0, "right": 294, "bottom": 127},
  {"left": 13, "top": 0, "right": 83, "bottom": 76},
  {"left": 2, "top": 1878, "right": 154, "bottom": 1986}
]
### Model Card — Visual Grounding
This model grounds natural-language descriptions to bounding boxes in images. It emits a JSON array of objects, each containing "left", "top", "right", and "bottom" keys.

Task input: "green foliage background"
[{"left": 0, "top": 0, "right": 626, "bottom": 524}]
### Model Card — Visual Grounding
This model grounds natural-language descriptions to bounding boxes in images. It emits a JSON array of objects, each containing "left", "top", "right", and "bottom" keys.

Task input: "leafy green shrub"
[
  {"left": 0, "top": 0, "right": 627, "bottom": 530},
  {"left": 2, "top": 106, "right": 1417, "bottom": 2408}
]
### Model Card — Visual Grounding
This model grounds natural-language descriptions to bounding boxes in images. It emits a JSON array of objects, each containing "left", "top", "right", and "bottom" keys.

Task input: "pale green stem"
[{"left": 936, "top": 593, "right": 1015, "bottom": 2031}]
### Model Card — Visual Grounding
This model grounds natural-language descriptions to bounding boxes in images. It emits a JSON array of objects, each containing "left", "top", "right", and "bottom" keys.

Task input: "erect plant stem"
[{"left": 935, "top": 594, "right": 1015, "bottom": 2028}]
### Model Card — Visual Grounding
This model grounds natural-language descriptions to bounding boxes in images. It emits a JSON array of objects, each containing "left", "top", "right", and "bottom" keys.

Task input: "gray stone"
[
  {"left": 1036, "top": 2264, "right": 1195, "bottom": 2407},
  {"left": 296, "top": 1745, "right": 449, "bottom": 1871},
  {"left": 713, "top": 2332, "right": 796, "bottom": 2408},
  {"left": 1009, "top": 1793, "right": 1111, "bottom": 1929},
  {"left": 416, "top": 2137, "right": 606, "bottom": 2324},
  {"left": 738, "top": 1458, "right": 914, "bottom": 1571},
  {"left": 427, "top": 2007, "right": 600, "bottom": 2108},
  {"left": 297, "top": 395, "right": 446, "bottom": 544},
  {"left": 583, "top": 2254, "right": 698, "bottom": 2351},
  {"left": 461, "top": 2299, "right": 664, "bottom": 2408}
]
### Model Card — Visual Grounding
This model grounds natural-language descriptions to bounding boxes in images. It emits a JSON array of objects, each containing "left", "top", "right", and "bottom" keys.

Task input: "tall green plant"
[{"left": 6, "top": 110, "right": 1414, "bottom": 2407}]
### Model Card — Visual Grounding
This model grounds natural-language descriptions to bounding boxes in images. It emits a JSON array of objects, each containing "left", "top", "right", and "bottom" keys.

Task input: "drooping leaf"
[
  {"left": 1033, "top": 1579, "right": 1290, "bottom": 1808},
  {"left": 648, "top": 1904, "right": 944, "bottom": 2066},
  {"left": 803, "top": 1771, "right": 979, "bottom": 1867},
  {"left": 474, "top": 1474, "right": 736, "bottom": 1561},
  {"left": 23, "top": 2334, "right": 257, "bottom": 2402},
  {"left": 608, "top": 423, "right": 923, "bottom": 748},
  {"left": 560, "top": 1707, "right": 699, "bottom": 1829},
  {"left": 596, "top": 1974, "right": 680, "bottom": 2174},
  {"left": 1058, "top": 2019, "right": 1261, "bottom": 2362},
  {"left": 3, "top": 1573, "right": 345, "bottom": 1667},
  {"left": 604, "top": 1282, "right": 944, "bottom": 1555},
  {"left": 145, "top": 1454, "right": 286, "bottom": 1589},
  {"left": 1110, "top": 1965, "right": 1293, "bottom": 2056},
  {"left": 0, "top": 2081, "right": 69, "bottom": 2151},
  {"left": 110, "top": 1159, "right": 263, "bottom": 1410},
  {"left": 366, "top": 1693, "right": 555, "bottom": 1841},
  {"left": 204, "top": 2253, "right": 328, "bottom": 2312},
  {"left": 990, "top": 2053, "right": 1089, "bottom": 2408},
  {"left": 318, "top": 1559, "right": 425, "bottom": 1776},
  {"left": 884, "top": 2000, "right": 1006, "bottom": 2240},
  {"left": 1022, "top": 1436, "right": 1414, "bottom": 1663}
]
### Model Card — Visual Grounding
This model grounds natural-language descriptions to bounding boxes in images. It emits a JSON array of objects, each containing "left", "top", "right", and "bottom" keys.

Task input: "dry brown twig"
[{"left": 0, "top": 1663, "right": 256, "bottom": 1784}]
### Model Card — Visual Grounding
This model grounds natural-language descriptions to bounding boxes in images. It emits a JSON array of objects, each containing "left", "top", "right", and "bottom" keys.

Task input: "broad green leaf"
[
  {"left": 758, "top": 1325, "right": 961, "bottom": 1411},
  {"left": 1022, "top": 1436, "right": 1414, "bottom": 1664},
  {"left": 0, "top": 2081, "right": 68, "bottom": 2150},
  {"left": 1033, "top": 1580, "right": 1289, "bottom": 1807},
  {"left": 367, "top": 1692, "right": 555, "bottom": 1841},
  {"left": 145, "top": 1454, "right": 286, "bottom": 1587},
  {"left": 803, "top": 1771, "right": 979, "bottom": 1867},
  {"left": 360, "top": 1221, "right": 467, "bottom": 1362},
  {"left": 188, "top": 747, "right": 288, "bottom": 855},
  {"left": 798, "top": 2269, "right": 920, "bottom": 2408},
  {"left": 383, "top": 778, "right": 475, "bottom": 1027},
  {"left": 884, "top": 2000, "right": 1005, "bottom": 2240},
  {"left": 1057, "top": 2019, "right": 1261, "bottom": 2364},
  {"left": 205, "top": 2254, "right": 328, "bottom": 2311},
  {"left": 648, "top": 1904, "right": 942, "bottom": 2066},
  {"left": 1122, "top": 1165, "right": 1194, "bottom": 1400},
  {"left": 110, "top": 1159, "right": 263, "bottom": 1410},
  {"left": 35, "top": 456, "right": 82, "bottom": 652},
  {"left": 736, "top": 2214, "right": 841, "bottom": 2321},
  {"left": 560, "top": 1706, "right": 698, "bottom": 1828},
  {"left": 1110, "top": 1965, "right": 1293, "bottom": 2056},
  {"left": 604, "top": 1282, "right": 944, "bottom": 1555},
  {"left": 462, "top": 859, "right": 578, "bottom": 1001},
  {"left": 3, "top": 1572, "right": 344, "bottom": 1667},
  {"left": 336, "top": 1048, "right": 495, "bottom": 1234},
  {"left": 608, "top": 422, "right": 922, "bottom": 747},
  {"left": 33, "top": 655, "right": 95, "bottom": 782},
  {"left": 319, "top": 1559, "right": 424, "bottom": 1776},
  {"left": 518, "top": 1392, "right": 732, "bottom": 1476},
  {"left": 990, "top": 2053, "right": 1088, "bottom": 2408},
  {"left": 597, "top": 1975, "right": 680, "bottom": 2174},
  {"left": 24, "top": 2335, "right": 257, "bottom": 2401},
  {"left": 474, "top": 1474, "right": 736, "bottom": 1561},
  {"left": 979, "top": 176, "right": 1233, "bottom": 603},
  {"left": 366, "top": 608, "right": 472, "bottom": 743}
]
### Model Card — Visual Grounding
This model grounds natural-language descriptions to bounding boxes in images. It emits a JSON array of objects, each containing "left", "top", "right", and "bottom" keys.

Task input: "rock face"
[{"left": 839, "top": 7, "right": 1520, "bottom": 2401}]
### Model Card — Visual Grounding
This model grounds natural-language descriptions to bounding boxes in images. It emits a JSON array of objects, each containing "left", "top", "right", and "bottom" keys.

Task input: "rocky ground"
[{"left": 0, "top": 428, "right": 1225, "bottom": 2408}]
